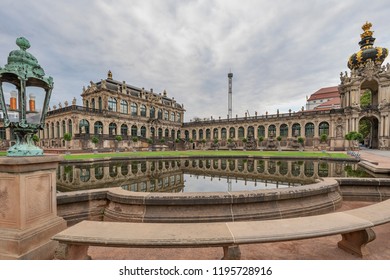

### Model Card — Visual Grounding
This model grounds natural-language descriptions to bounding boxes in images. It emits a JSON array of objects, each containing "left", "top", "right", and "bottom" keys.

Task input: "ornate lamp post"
[{"left": 0, "top": 37, "right": 53, "bottom": 156}]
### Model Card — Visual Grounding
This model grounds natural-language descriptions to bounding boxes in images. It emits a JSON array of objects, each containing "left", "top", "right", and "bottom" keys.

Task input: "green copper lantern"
[{"left": 0, "top": 37, "right": 53, "bottom": 156}]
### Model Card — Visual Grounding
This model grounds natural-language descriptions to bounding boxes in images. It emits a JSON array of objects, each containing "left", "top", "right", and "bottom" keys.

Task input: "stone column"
[{"left": 0, "top": 156, "right": 66, "bottom": 259}]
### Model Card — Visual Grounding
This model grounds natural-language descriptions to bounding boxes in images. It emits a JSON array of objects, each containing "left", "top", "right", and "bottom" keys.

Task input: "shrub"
[
  {"left": 63, "top": 133, "right": 72, "bottom": 142},
  {"left": 32, "top": 134, "right": 39, "bottom": 143},
  {"left": 115, "top": 135, "right": 123, "bottom": 142},
  {"left": 132, "top": 136, "right": 138, "bottom": 142},
  {"left": 276, "top": 136, "right": 282, "bottom": 142},
  {"left": 297, "top": 137, "right": 304, "bottom": 144},
  {"left": 91, "top": 136, "right": 99, "bottom": 144},
  {"left": 320, "top": 134, "right": 328, "bottom": 143}
]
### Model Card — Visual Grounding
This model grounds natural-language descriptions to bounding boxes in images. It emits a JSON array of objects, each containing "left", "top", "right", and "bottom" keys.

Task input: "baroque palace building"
[{"left": 1, "top": 22, "right": 390, "bottom": 151}]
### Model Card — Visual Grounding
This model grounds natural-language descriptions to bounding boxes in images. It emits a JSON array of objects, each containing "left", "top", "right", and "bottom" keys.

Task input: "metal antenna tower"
[{"left": 228, "top": 72, "right": 233, "bottom": 118}]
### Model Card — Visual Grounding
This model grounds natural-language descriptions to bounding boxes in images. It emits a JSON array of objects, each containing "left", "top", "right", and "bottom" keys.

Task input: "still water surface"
[{"left": 57, "top": 158, "right": 371, "bottom": 193}]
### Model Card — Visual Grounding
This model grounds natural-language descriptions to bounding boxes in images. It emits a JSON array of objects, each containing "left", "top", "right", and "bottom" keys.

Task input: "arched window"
[
  {"left": 79, "top": 119, "right": 90, "bottom": 134},
  {"left": 140, "top": 105, "right": 147, "bottom": 117},
  {"left": 248, "top": 126, "right": 255, "bottom": 138},
  {"left": 150, "top": 107, "right": 156, "bottom": 118},
  {"left": 91, "top": 98, "right": 95, "bottom": 110},
  {"left": 120, "top": 100, "right": 128, "bottom": 114},
  {"left": 158, "top": 128, "right": 163, "bottom": 138},
  {"left": 192, "top": 129, "right": 197, "bottom": 140},
  {"left": 229, "top": 127, "right": 235, "bottom": 138},
  {"left": 68, "top": 119, "right": 73, "bottom": 136},
  {"left": 258, "top": 125, "right": 265, "bottom": 137},
  {"left": 184, "top": 130, "right": 189, "bottom": 140},
  {"left": 305, "top": 123, "right": 315, "bottom": 137},
  {"left": 94, "top": 121, "right": 103, "bottom": 135},
  {"left": 292, "top": 123, "right": 301, "bottom": 137},
  {"left": 109, "top": 123, "right": 117, "bottom": 135},
  {"left": 85, "top": 100, "right": 89, "bottom": 109},
  {"left": 280, "top": 124, "right": 288, "bottom": 137},
  {"left": 319, "top": 122, "right": 329, "bottom": 136},
  {"left": 177, "top": 113, "right": 181, "bottom": 123},
  {"left": 206, "top": 129, "right": 211, "bottom": 140},
  {"left": 221, "top": 128, "right": 227, "bottom": 139},
  {"left": 268, "top": 125, "right": 276, "bottom": 137},
  {"left": 199, "top": 129, "right": 204, "bottom": 139},
  {"left": 98, "top": 97, "right": 102, "bottom": 110},
  {"left": 131, "top": 103, "right": 137, "bottom": 116},
  {"left": 158, "top": 109, "right": 163, "bottom": 119},
  {"left": 165, "top": 128, "right": 169, "bottom": 138},
  {"left": 238, "top": 127, "right": 245, "bottom": 138},
  {"left": 62, "top": 120, "right": 66, "bottom": 136},
  {"left": 56, "top": 121, "right": 60, "bottom": 138},
  {"left": 213, "top": 128, "right": 218, "bottom": 139},
  {"left": 141, "top": 126, "right": 146, "bottom": 137},
  {"left": 171, "top": 129, "right": 175, "bottom": 139},
  {"left": 131, "top": 125, "right": 137, "bottom": 136},
  {"left": 150, "top": 127, "right": 155, "bottom": 138},
  {"left": 121, "top": 124, "right": 128, "bottom": 136},
  {"left": 108, "top": 97, "right": 117, "bottom": 111},
  {"left": 164, "top": 110, "right": 169, "bottom": 120}
]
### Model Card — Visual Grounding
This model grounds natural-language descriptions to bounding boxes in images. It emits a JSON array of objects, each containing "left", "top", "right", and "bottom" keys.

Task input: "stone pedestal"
[{"left": 0, "top": 156, "right": 67, "bottom": 259}]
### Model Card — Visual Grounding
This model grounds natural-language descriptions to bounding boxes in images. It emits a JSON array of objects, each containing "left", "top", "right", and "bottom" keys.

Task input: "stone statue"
[{"left": 72, "top": 97, "right": 77, "bottom": 105}]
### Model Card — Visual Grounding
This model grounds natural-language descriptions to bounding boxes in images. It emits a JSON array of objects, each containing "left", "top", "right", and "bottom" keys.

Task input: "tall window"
[
  {"left": 158, "top": 109, "right": 163, "bottom": 119},
  {"left": 292, "top": 123, "right": 301, "bottom": 137},
  {"left": 140, "top": 105, "right": 147, "bottom": 117},
  {"left": 56, "top": 122, "right": 60, "bottom": 138},
  {"left": 131, "top": 103, "right": 137, "bottom": 116},
  {"left": 131, "top": 125, "right": 137, "bottom": 136},
  {"left": 258, "top": 125, "right": 265, "bottom": 137},
  {"left": 213, "top": 128, "right": 218, "bottom": 139},
  {"left": 170, "top": 112, "right": 175, "bottom": 122},
  {"left": 141, "top": 126, "right": 146, "bottom": 137},
  {"left": 121, "top": 124, "right": 128, "bottom": 136},
  {"left": 62, "top": 120, "right": 66, "bottom": 136},
  {"left": 206, "top": 129, "right": 211, "bottom": 140},
  {"left": 91, "top": 98, "right": 95, "bottom": 110},
  {"left": 319, "top": 122, "right": 329, "bottom": 136},
  {"left": 150, "top": 107, "right": 156, "bottom": 118},
  {"left": 94, "top": 121, "right": 103, "bottom": 135},
  {"left": 268, "top": 125, "right": 276, "bottom": 137},
  {"left": 229, "top": 127, "right": 235, "bottom": 138},
  {"left": 199, "top": 129, "right": 204, "bottom": 139},
  {"left": 120, "top": 100, "right": 128, "bottom": 114},
  {"left": 109, "top": 123, "right": 117, "bottom": 135},
  {"left": 0, "top": 128, "right": 6, "bottom": 140},
  {"left": 221, "top": 128, "right": 227, "bottom": 139},
  {"left": 248, "top": 126, "right": 254, "bottom": 138},
  {"left": 305, "top": 123, "right": 314, "bottom": 137},
  {"left": 108, "top": 97, "right": 117, "bottom": 112},
  {"left": 192, "top": 129, "right": 197, "bottom": 140},
  {"left": 238, "top": 127, "right": 245, "bottom": 138},
  {"left": 177, "top": 113, "right": 181, "bottom": 122},
  {"left": 280, "top": 124, "right": 288, "bottom": 137},
  {"left": 68, "top": 120, "right": 73, "bottom": 136},
  {"left": 79, "top": 119, "right": 90, "bottom": 134},
  {"left": 98, "top": 97, "right": 102, "bottom": 110},
  {"left": 164, "top": 110, "right": 169, "bottom": 120}
]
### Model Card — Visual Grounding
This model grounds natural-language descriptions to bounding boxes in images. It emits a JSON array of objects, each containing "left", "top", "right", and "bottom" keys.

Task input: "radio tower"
[{"left": 228, "top": 71, "right": 233, "bottom": 118}]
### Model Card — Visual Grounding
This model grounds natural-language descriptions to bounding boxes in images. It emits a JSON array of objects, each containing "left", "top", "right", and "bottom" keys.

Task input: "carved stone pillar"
[{"left": 0, "top": 156, "right": 66, "bottom": 259}]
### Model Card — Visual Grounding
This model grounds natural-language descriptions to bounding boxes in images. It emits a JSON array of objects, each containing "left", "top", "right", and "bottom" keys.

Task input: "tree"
[
  {"left": 63, "top": 133, "right": 72, "bottom": 149},
  {"left": 91, "top": 136, "right": 99, "bottom": 146},
  {"left": 320, "top": 134, "right": 328, "bottom": 143},
  {"left": 32, "top": 134, "right": 39, "bottom": 144}
]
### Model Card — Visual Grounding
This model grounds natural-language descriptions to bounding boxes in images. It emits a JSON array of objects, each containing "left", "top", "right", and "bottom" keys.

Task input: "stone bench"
[{"left": 53, "top": 199, "right": 390, "bottom": 260}]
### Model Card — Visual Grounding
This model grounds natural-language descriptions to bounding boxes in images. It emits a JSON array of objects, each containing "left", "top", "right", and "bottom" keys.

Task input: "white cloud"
[{"left": 1, "top": 0, "right": 389, "bottom": 121}]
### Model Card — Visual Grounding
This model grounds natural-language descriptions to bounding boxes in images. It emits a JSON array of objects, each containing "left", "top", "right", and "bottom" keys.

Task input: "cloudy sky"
[{"left": 1, "top": 0, "right": 389, "bottom": 121}]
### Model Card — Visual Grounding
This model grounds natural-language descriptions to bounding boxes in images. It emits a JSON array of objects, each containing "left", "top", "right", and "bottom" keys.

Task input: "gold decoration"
[
  {"left": 107, "top": 70, "right": 113, "bottom": 79},
  {"left": 360, "top": 21, "right": 373, "bottom": 39}
]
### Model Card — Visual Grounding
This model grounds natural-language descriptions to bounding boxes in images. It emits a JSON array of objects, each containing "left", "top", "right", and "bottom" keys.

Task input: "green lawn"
[{"left": 56, "top": 150, "right": 350, "bottom": 161}]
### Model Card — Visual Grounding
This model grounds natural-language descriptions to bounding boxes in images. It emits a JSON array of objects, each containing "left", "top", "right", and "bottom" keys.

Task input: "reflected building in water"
[{"left": 57, "top": 158, "right": 367, "bottom": 193}]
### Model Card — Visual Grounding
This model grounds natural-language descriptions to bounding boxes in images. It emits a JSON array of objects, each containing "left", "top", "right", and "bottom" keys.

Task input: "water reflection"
[{"left": 57, "top": 158, "right": 371, "bottom": 193}]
